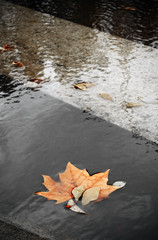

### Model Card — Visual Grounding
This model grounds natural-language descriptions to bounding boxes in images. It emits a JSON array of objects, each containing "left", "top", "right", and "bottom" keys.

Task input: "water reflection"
[
  {"left": 0, "top": 75, "right": 22, "bottom": 98},
  {"left": 8, "top": 0, "right": 158, "bottom": 48}
]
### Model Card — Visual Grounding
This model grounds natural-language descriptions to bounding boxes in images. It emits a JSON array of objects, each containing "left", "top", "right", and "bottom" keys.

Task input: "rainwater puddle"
[{"left": 0, "top": 94, "right": 158, "bottom": 240}]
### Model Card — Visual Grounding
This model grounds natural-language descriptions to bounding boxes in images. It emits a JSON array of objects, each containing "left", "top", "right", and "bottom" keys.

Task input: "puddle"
[
  {"left": 0, "top": 94, "right": 158, "bottom": 240},
  {"left": 7, "top": 0, "right": 158, "bottom": 48}
]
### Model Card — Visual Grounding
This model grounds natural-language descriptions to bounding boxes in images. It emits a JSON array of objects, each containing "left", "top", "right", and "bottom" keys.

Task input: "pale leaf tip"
[{"left": 113, "top": 181, "right": 126, "bottom": 188}]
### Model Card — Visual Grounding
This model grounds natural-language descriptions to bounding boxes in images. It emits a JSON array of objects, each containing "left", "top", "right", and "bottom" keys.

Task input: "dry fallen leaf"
[
  {"left": 99, "top": 93, "right": 113, "bottom": 101},
  {"left": 123, "top": 7, "right": 136, "bottom": 10},
  {"left": 12, "top": 61, "right": 24, "bottom": 67},
  {"left": 126, "top": 102, "right": 142, "bottom": 108},
  {"left": 74, "top": 82, "right": 95, "bottom": 91},
  {"left": 35, "top": 162, "right": 123, "bottom": 204}
]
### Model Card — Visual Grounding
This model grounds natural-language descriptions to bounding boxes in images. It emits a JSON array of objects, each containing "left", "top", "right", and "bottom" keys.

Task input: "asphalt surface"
[{"left": 0, "top": 220, "right": 48, "bottom": 240}]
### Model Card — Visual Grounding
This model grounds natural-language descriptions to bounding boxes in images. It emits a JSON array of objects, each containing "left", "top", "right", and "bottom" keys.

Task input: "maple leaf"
[
  {"left": 35, "top": 162, "right": 122, "bottom": 205},
  {"left": 35, "top": 162, "right": 89, "bottom": 204}
]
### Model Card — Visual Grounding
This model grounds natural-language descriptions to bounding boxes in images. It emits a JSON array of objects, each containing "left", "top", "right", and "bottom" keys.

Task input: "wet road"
[
  {"left": 0, "top": 0, "right": 158, "bottom": 143},
  {"left": 0, "top": 0, "right": 158, "bottom": 239},
  {"left": 7, "top": 0, "right": 158, "bottom": 48},
  {"left": 1, "top": 91, "right": 158, "bottom": 240}
]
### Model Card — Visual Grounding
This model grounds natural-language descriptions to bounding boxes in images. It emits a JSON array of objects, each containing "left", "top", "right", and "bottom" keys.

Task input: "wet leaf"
[
  {"left": 35, "top": 162, "right": 123, "bottom": 205},
  {"left": 72, "top": 185, "right": 85, "bottom": 201},
  {"left": 66, "top": 199, "right": 87, "bottom": 214},
  {"left": 29, "top": 78, "right": 44, "bottom": 84},
  {"left": 99, "top": 93, "right": 113, "bottom": 101},
  {"left": 12, "top": 61, "right": 24, "bottom": 67},
  {"left": 0, "top": 44, "right": 13, "bottom": 52},
  {"left": 35, "top": 162, "right": 89, "bottom": 204},
  {"left": 113, "top": 181, "right": 126, "bottom": 188},
  {"left": 82, "top": 187, "right": 100, "bottom": 205},
  {"left": 4, "top": 44, "right": 14, "bottom": 50},
  {"left": 74, "top": 82, "right": 95, "bottom": 91},
  {"left": 126, "top": 102, "right": 142, "bottom": 108},
  {"left": 123, "top": 7, "right": 136, "bottom": 10}
]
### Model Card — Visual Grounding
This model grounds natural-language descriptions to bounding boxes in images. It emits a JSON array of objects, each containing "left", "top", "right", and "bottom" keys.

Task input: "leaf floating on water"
[
  {"left": 72, "top": 185, "right": 85, "bottom": 201},
  {"left": 12, "top": 61, "right": 24, "bottom": 67},
  {"left": 82, "top": 187, "right": 100, "bottom": 206},
  {"left": 29, "top": 78, "right": 44, "bottom": 84},
  {"left": 74, "top": 82, "right": 95, "bottom": 91},
  {"left": 123, "top": 7, "right": 136, "bottom": 10},
  {"left": 35, "top": 162, "right": 89, "bottom": 204},
  {"left": 35, "top": 162, "right": 125, "bottom": 214},
  {"left": 99, "top": 93, "right": 113, "bottom": 101},
  {"left": 126, "top": 102, "right": 142, "bottom": 108},
  {"left": 113, "top": 181, "right": 126, "bottom": 188},
  {"left": 66, "top": 199, "right": 87, "bottom": 214}
]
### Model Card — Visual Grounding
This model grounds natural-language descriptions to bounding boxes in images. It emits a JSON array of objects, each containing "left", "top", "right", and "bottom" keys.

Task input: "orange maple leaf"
[{"left": 35, "top": 162, "right": 120, "bottom": 204}]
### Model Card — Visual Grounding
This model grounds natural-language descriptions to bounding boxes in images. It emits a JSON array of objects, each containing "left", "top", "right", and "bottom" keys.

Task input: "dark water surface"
[
  {"left": 7, "top": 0, "right": 158, "bottom": 48},
  {"left": 0, "top": 91, "right": 158, "bottom": 240}
]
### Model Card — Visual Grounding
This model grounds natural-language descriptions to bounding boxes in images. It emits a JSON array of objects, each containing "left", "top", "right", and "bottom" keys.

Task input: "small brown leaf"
[
  {"left": 29, "top": 78, "right": 44, "bottom": 84},
  {"left": 4, "top": 44, "right": 14, "bottom": 50},
  {"left": 12, "top": 61, "right": 24, "bottom": 67},
  {"left": 74, "top": 82, "right": 95, "bottom": 91},
  {"left": 126, "top": 102, "right": 142, "bottom": 108},
  {"left": 123, "top": 7, "right": 136, "bottom": 10},
  {"left": 99, "top": 93, "right": 113, "bottom": 101}
]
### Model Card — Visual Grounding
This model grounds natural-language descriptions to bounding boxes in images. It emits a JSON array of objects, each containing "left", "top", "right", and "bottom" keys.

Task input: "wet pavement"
[
  {"left": 1, "top": 0, "right": 158, "bottom": 143},
  {"left": 0, "top": 0, "right": 158, "bottom": 239},
  {"left": 0, "top": 90, "right": 158, "bottom": 240},
  {"left": 0, "top": 219, "right": 48, "bottom": 240}
]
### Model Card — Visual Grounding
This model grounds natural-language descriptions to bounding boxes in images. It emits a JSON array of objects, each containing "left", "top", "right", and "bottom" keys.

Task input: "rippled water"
[{"left": 8, "top": 0, "right": 158, "bottom": 48}]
